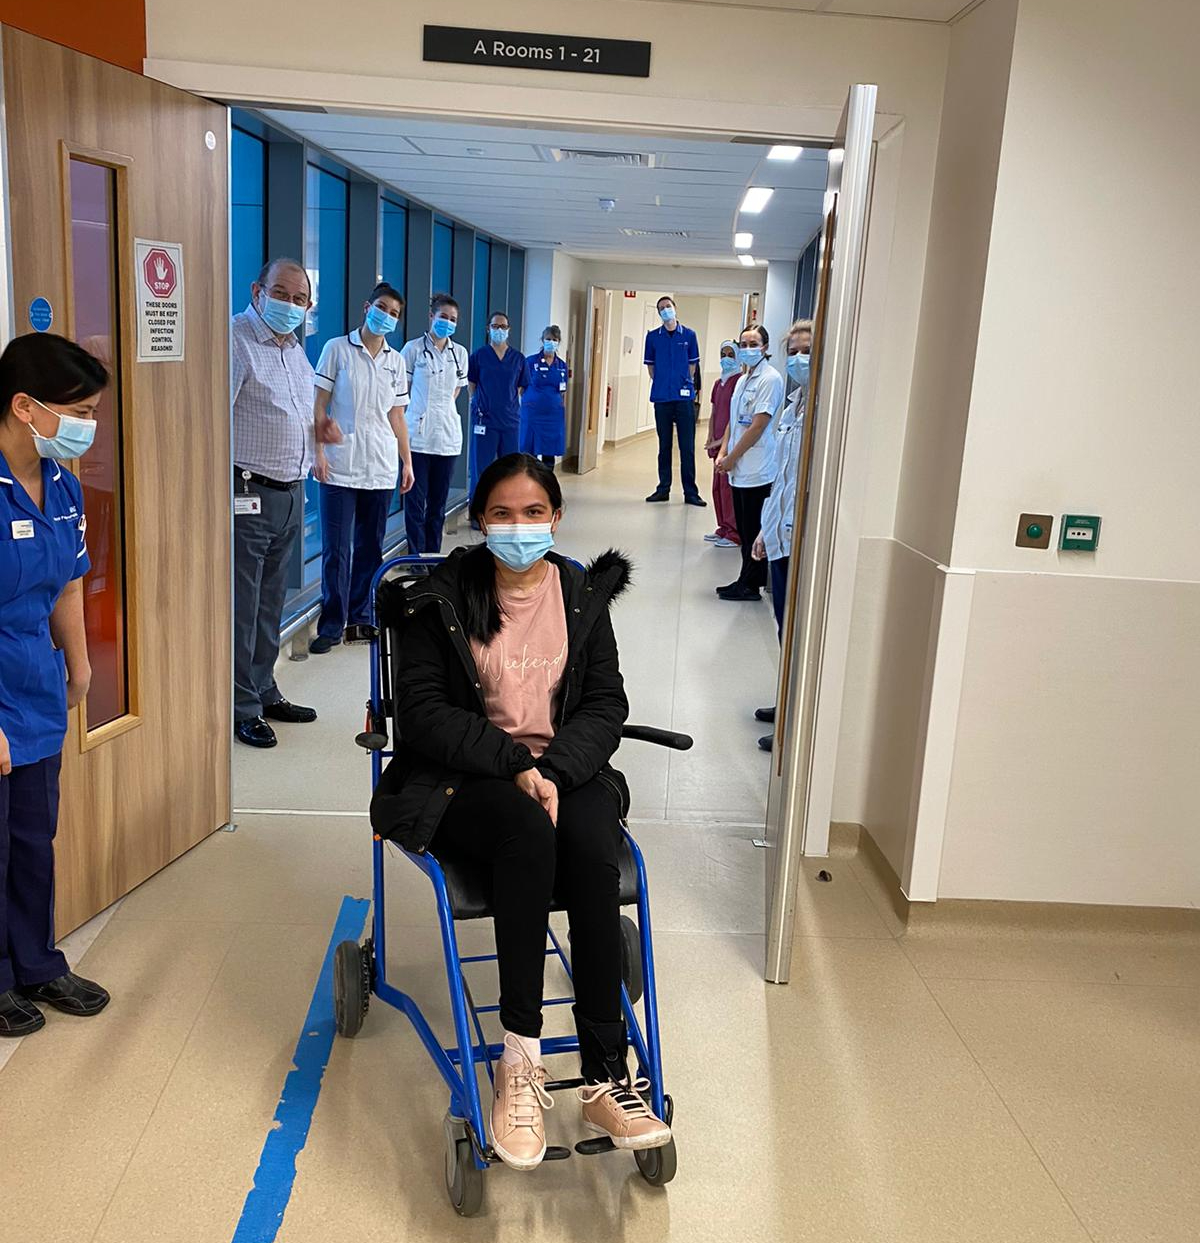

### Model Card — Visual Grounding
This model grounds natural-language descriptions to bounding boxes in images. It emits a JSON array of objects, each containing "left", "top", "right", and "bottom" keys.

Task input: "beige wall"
[{"left": 927, "top": 0, "right": 1200, "bottom": 905}]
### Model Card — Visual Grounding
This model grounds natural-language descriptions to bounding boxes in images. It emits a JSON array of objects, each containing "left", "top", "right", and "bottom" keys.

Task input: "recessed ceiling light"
[
  {"left": 467, "top": 147, "right": 485, "bottom": 156},
  {"left": 768, "top": 145, "right": 803, "bottom": 162},
  {"left": 734, "top": 232, "right": 753, "bottom": 249},
  {"left": 738, "top": 254, "right": 757, "bottom": 267},
  {"left": 739, "top": 187, "right": 774, "bottom": 214}
]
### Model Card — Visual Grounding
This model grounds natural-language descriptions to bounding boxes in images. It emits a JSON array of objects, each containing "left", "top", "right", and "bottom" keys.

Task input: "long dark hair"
[
  {"left": 0, "top": 332, "right": 108, "bottom": 421},
  {"left": 461, "top": 454, "right": 564, "bottom": 642}
]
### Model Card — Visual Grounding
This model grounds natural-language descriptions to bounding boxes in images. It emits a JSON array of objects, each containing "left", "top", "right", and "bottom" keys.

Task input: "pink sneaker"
[
  {"left": 491, "top": 1035, "right": 554, "bottom": 1170},
  {"left": 578, "top": 1077, "right": 671, "bottom": 1150}
]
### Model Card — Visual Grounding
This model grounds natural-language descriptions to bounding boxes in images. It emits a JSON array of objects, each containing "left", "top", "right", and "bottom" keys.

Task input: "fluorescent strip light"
[
  {"left": 734, "top": 232, "right": 753, "bottom": 249},
  {"left": 738, "top": 254, "right": 757, "bottom": 267},
  {"left": 767, "top": 145, "right": 803, "bottom": 162},
  {"left": 739, "top": 186, "right": 774, "bottom": 214}
]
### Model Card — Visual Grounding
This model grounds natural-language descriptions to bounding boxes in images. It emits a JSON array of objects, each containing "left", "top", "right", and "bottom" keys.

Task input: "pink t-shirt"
[{"left": 471, "top": 562, "right": 568, "bottom": 757}]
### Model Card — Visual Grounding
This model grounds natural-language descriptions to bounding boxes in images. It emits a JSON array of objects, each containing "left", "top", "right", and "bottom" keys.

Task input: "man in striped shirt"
[{"left": 230, "top": 257, "right": 340, "bottom": 749}]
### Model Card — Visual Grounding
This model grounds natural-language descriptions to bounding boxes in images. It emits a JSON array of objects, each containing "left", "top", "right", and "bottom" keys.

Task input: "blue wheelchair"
[{"left": 335, "top": 556, "right": 692, "bottom": 1216}]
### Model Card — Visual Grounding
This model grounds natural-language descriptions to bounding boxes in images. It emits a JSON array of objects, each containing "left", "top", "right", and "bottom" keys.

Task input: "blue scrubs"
[
  {"left": 0, "top": 451, "right": 89, "bottom": 993},
  {"left": 519, "top": 353, "right": 569, "bottom": 458},
  {"left": 468, "top": 344, "right": 530, "bottom": 492}
]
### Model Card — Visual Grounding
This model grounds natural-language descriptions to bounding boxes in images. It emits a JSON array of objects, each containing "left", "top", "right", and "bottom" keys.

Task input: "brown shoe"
[
  {"left": 491, "top": 1035, "right": 553, "bottom": 1170},
  {"left": 579, "top": 1077, "right": 671, "bottom": 1151}
]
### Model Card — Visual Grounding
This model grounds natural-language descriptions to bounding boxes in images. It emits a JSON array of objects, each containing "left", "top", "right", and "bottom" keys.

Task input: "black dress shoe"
[
  {"left": 0, "top": 989, "right": 45, "bottom": 1037},
  {"left": 20, "top": 972, "right": 110, "bottom": 1017},
  {"left": 758, "top": 735, "right": 774, "bottom": 753},
  {"left": 236, "top": 717, "right": 278, "bottom": 748},
  {"left": 718, "top": 585, "right": 762, "bottom": 602},
  {"left": 263, "top": 699, "right": 318, "bottom": 724},
  {"left": 342, "top": 624, "right": 376, "bottom": 645},
  {"left": 684, "top": 494, "right": 708, "bottom": 507},
  {"left": 645, "top": 491, "right": 670, "bottom": 503},
  {"left": 309, "top": 634, "right": 340, "bottom": 655},
  {"left": 755, "top": 706, "right": 776, "bottom": 724}
]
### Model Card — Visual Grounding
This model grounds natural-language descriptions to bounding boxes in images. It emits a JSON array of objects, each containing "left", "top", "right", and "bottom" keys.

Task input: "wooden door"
[
  {"left": 577, "top": 286, "right": 609, "bottom": 475},
  {"left": 2, "top": 26, "right": 230, "bottom": 934}
]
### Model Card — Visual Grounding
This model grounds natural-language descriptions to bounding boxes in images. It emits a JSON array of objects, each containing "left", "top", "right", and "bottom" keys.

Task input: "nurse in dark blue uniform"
[
  {"left": 518, "top": 325, "right": 568, "bottom": 469},
  {"left": 0, "top": 333, "right": 111, "bottom": 1038},
  {"left": 467, "top": 309, "right": 530, "bottom": 494}
]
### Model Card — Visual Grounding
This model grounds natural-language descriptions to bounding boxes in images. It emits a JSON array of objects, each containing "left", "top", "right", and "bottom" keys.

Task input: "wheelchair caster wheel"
[
  {"left": 635, "top": 1094, "right": 677, "bottom": 1186},
  {"left": 333, "top": 940, "right": 369, "bottom": 1038},
  {"left": 619, "top": 914, "right": 643, "bottom": 1004},
  {"left": 444, "top": 1115, "right": 484, "bottom": 1217}
]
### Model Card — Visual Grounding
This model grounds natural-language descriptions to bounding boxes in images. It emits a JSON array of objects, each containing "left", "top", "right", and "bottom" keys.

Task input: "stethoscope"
[{"left": 419, "top": 333, "right": 459, "bottom": 377}]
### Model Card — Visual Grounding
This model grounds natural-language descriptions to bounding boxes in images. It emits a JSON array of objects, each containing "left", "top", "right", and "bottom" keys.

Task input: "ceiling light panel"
[
  {"left": 767, "top": 145, "right": 803, "bottom": 161},
  {"left": 739, "top": 186, "right": 774, "bottom": 214},
  {"left": 734, "top": 232, "right": 753, "bottom": 249},
  {"left": 738, "top": 254, "right": 757, "bottom": 267}
]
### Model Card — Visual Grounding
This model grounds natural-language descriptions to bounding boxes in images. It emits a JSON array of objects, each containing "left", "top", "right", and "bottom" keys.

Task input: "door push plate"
[{"left": 1015, "top": 513, "right": 1053, "bottom": 549}]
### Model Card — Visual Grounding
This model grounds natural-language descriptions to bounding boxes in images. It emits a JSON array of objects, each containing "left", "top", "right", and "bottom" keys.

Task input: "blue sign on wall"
[{"left": 29, "top": 297, "right": 53, "bottom": 332}]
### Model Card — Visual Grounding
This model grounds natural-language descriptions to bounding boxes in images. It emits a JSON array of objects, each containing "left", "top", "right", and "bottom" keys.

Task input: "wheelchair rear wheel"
[
  {"left": 620, "top": 915, "right": 644, "bottom": 1004},
  {"left": 333, "top": 940, "right": 370, "bottom": 1037}
]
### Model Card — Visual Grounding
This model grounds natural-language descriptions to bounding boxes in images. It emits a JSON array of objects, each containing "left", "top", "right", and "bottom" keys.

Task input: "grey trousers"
[{"left": 233, "top": 476, "right": 303, "bottom": 723}]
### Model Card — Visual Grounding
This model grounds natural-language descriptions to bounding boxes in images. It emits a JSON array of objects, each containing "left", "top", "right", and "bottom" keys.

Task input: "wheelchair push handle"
[{"left": 621, "top": 724, "right": 693, "bottom": 751}]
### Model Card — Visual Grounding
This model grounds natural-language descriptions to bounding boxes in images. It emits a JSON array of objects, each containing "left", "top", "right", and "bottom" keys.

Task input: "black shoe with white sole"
[
  {"left": 19, "top": 972, "right": 110, "bottom": 1017},
  {"left": 755, "top": 706, "right": 776, "bottom": 724},
  {"left": 0, "top": 990, "right": 45, "bottom": 1037}
]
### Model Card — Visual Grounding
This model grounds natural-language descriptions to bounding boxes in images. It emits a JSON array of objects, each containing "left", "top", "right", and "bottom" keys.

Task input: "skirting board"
[{"left": 832, "top": 821, "right": 1200, "bottom": 935}]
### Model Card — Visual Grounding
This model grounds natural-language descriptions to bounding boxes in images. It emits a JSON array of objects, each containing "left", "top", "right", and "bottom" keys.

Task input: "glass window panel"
[
  {"left": 473, "top": 236, "right": 491, "bottom": 346},
  {"left": 303, "top": 164, "right": 350, "bottom": 567},
  {"left": 68, "top": 158, "right": 128, "bottom": 731},
  {"left": 230, "top": 128, "right": 266, "bottom": 315},
  {"left": 432, "top": 219, "right": 454, "bottom": 296}
]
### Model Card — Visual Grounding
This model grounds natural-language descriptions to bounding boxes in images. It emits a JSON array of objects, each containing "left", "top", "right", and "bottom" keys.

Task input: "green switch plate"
[{"left": 1060, "top": 514, "right": 1101, "bottom": 551}]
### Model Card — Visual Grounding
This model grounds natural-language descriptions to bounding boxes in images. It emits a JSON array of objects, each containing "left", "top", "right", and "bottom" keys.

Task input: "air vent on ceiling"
[
  {"left": 619, "top": 228, "right": 689, "bottom": 239},
  {"left": 538, "top": 146, "right": 657, "bottom": 168}
]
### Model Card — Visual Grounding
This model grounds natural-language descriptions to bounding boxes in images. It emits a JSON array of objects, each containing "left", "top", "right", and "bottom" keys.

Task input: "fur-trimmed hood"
[{"left": 582, "top": 548, "right": 634, "bottom": 605}]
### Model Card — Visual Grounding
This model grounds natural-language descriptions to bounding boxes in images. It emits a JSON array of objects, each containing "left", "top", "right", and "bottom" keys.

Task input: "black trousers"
[
  {"left": 432, "top": 775, "right": 623, "bottom": 1071},
  {"left": 732, "top": 483, "right": 772, "bottom": 589}
]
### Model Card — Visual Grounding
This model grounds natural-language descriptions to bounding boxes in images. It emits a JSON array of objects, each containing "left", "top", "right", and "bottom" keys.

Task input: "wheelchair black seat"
[{"left": 433, "top": 834, "right": 640, "bottom": 921}]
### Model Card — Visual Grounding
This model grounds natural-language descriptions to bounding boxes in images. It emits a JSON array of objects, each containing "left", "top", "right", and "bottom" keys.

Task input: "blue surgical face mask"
[
  {"left": 738, "top": 347, "right": 763, "bottom": 368},
  {"left": 489, "top": 327, "right": 509, "bottom": 345},
  {"left": 30, "top": 398, "right": 97, "bottom": 460},
  {"left": 365, "top": 305, "right": 398, "bottom": 337},
  {"left": 659, "top": 306, "right": 676, "bottom": 323},
  {"left": 787, "top": 352, "right": 811, "bottom": 384},
  {"left": 260, "top": 295, "right": 307, "bottom": 336},
  {"left": 485, "top": 522, "right": 555, "bottom": 571},
  {"left": 719, "top": 355, "right": 740, "bottom": 376},
  {"left": 542, "top": 339, "right": 559, "bottom": 354},
  {"left": 431, "top": 316, "right": 457, "bottom": 339}
]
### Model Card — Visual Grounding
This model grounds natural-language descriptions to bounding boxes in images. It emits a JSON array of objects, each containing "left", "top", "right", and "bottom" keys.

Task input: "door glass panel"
[
  {"left": 432, "top": 219, "right": 454, "bottom": 294},
  {"left": 473, "top": 236, "right": 491, "bottom": 345},
  {"left": 68, "top": 158, "right": 129, "bottom": 731}
]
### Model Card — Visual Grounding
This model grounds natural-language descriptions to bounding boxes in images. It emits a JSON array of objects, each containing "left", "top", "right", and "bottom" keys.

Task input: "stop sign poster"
[{"left": 134, "top": 238, "right": 185, "bottom": 362}]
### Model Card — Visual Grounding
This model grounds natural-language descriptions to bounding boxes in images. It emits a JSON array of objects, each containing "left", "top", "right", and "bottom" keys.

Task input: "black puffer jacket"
[{"left": 369, "top": 547, "right": 633, "bottom": 853}]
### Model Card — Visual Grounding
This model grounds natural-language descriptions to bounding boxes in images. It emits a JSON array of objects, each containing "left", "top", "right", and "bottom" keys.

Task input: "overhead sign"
[
  {"left": 29, "top": 297, "right": 53, "bottom": 331},
  {"left": 134, "top": 239, "right": 185, "bottom": 362},
  {"left": 423, "top": 26, "right": 651, "bottom": 78}
]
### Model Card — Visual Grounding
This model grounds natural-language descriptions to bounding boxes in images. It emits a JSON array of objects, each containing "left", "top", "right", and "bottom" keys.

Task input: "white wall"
[
  {"left": 834, "top": 0, "right": 1019, "bottom": 877},
  {"left": 760, "top": 260, "right": 798, "bottom": 361}
]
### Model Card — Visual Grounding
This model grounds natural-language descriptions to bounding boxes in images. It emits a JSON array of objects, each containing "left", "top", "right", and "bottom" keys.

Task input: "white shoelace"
[
  {"left": 505, "top": 1065, "right": 554, "bottom": 1130},
  {"left": 579, "top": 1076, "right": 657, "bottom": 1121}
]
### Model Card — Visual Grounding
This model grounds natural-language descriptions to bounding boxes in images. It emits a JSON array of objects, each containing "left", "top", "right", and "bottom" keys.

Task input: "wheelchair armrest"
[{"left": 621, "top": 724, "right": 694, "bottom": 751}]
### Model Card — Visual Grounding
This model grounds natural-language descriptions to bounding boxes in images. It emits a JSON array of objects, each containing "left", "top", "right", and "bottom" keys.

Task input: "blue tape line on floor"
[{"left": 231, "top": 895, "right": 371, "bottom": 1243}]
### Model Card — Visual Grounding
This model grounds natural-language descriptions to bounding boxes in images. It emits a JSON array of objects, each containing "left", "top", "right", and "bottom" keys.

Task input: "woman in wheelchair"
[{"left": 372, "top": 453, "right": 671, "bottom": 1170}]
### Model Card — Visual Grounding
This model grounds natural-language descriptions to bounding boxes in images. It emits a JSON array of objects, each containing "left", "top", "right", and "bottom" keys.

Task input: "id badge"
[
  {"left": 474, "top": 424, "right": 487, "bottom": 436},
  {"left": 559, "top": 382, "right": 567, "bottom": 392},
  {"left": 234, "top": 495, "right": 262, "bottom": 516},
  {"left": 11, "top": 519, "right": 34, "bottom": 540},
  {"left": 680, "top": 387, "right": 691, "bottom": 398}
]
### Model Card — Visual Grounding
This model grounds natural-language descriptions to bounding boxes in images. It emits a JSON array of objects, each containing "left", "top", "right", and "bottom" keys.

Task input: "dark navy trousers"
[
  {"left": 468, "top": 424, "right": 520, "bottom": 497},
  {"left": 405, "top": 453, "right": 457, "bottom": 555},
  {"left": 653, "top": 399, "right": 700, "bottom": 500},
  {"left": 0, "top": 753, "right": 68, "bottom": 994},
  {"left": 317, "top": 483, "right": 392, "bottom": 639}
]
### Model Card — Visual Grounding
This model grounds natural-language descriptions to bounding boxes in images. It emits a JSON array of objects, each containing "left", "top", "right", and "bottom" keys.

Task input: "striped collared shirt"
[{"left": 231, "top": 303, "right": 316, "bottom": 482}]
